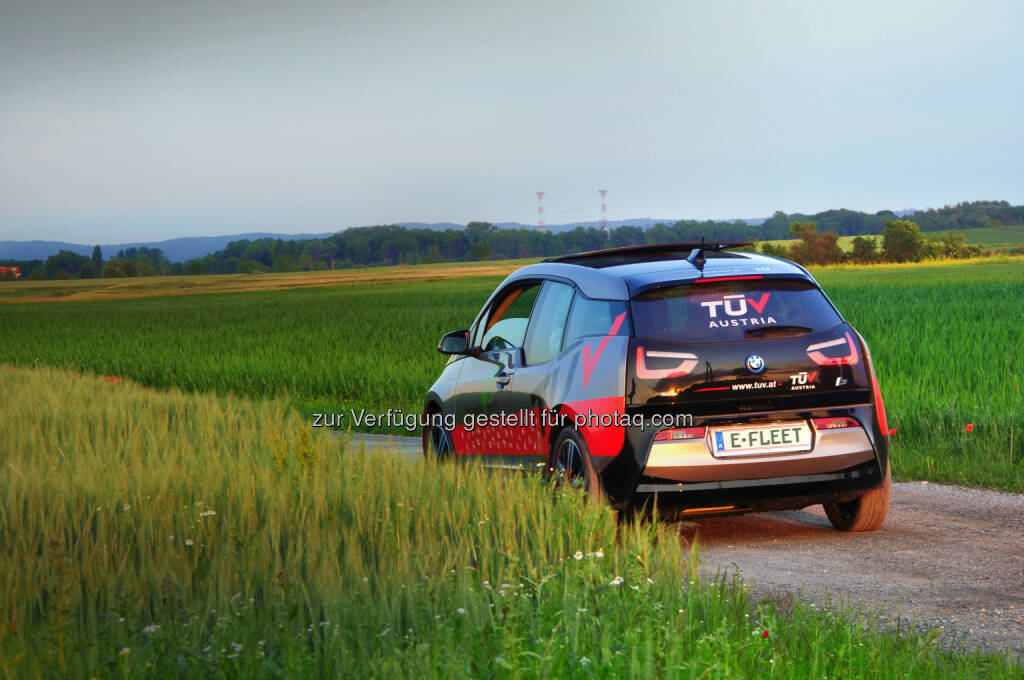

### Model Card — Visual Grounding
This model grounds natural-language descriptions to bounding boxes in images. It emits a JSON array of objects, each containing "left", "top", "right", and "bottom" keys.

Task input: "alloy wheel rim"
[
  {"left": 556, "top": 438, "right": 585, "bottom": 487},
  {"left": 431, "top": 426, "right": 451, "bottom": 460}
]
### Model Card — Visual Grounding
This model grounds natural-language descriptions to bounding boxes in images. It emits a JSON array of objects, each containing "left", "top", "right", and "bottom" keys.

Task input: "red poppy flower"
[
  {"left": 888, "top": 428, "right": 897, "bottom": 435},
  {"left": 762, "top": 630, "right": 769, "bottom": 639},
  {"left": 965, "top": 424, "right": 973, "bottom": 432}
]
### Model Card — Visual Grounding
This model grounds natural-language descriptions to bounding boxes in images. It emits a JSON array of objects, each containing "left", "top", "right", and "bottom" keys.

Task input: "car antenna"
[{"left": 687, "top": 236, "right": 706, "bottom": 271}]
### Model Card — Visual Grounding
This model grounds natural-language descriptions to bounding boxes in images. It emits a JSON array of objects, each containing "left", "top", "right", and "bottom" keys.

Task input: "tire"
[
  {"left": 549, "top": 428, "right": 604, "bottom": 501},
  {"left": 423, "top": 417, "right": 455, "bottom": 461},
  {"left": 823, "top": 461, "right": 890, "bottom": 531}
]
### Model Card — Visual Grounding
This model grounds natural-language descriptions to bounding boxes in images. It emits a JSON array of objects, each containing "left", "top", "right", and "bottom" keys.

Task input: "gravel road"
[
  {"left": 347, "top": 435, "right": 1024, "bottom": 657},
  {"left": 684, "top": 482, "right": 1024, "bottom": 657}
]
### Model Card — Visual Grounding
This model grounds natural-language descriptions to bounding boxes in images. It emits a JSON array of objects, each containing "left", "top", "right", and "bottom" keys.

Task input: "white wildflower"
[
  {"left": 574, "top": 551, "right": 584, "bottom": 560},
  {"left": 610, "top": 576, "right": 624, "bottom": 586}
]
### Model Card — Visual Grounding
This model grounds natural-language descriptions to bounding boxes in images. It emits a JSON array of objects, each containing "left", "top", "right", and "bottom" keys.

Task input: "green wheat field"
[
  {"left": 1, "top": 257, "right": 1023, "bottom": 677},
  {"left": 1, "top": 257, "right": 1021, "bottom": 491}
]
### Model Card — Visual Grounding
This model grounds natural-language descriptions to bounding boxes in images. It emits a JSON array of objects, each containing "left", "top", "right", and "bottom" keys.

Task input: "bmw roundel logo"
[{"left": 745, "top": 354, "right": 766, "bottom": 374}]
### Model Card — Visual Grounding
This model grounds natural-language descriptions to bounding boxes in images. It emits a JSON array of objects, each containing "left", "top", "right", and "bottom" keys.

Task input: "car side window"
[
  {"left": 523, "top": 281, "right": 575, "bottom": 365},
  {"left": 475, "top": 282, "right": 541, "bottom": 352},
  {"left": 563, "top": 295, "right": 630, "bottom": 347}
]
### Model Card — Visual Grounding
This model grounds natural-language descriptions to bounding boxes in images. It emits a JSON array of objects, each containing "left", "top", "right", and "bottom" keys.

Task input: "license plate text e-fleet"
[{"left": 711, "top": 422, "right": 812, "bottom": 457}]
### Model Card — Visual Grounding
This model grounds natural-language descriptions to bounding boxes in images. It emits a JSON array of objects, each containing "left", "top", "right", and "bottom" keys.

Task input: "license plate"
[{"left": 710, "top": 421, "right": 812, "bottom": 457}]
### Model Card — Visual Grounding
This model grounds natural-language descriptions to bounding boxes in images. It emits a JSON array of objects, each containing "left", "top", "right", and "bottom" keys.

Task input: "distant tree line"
[
  {"left": 0, "top": 246, "right": 180, "bottom": 280},
  {"left": 2, "top": 200, "right": 1021, "bottom": 279},
  {"left": 778, "top": 200, "right": 1024, "bottom": 237},
  {"left": 761, "top": 220, "right": 986, "bottom": 266}
]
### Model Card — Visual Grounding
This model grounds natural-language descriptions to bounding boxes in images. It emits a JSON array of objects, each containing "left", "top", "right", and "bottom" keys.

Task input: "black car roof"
[{"left": 502, "top": 244, "right": 815, "bottom": 300}]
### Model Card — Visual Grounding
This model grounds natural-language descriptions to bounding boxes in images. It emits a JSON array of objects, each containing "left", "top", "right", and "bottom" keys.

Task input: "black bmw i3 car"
[{"left": 423, "top": 242, "right": 891, "bottom": 531}]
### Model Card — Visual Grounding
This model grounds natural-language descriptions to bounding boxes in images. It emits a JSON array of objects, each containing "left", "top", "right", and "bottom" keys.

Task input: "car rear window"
[{"left": 631, "top": 279, "right": 842, "bottom": 343}]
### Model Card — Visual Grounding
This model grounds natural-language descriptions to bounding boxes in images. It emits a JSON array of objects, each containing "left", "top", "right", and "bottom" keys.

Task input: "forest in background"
[{"left": 3, "top": 200, "right": 1023, "bottom": 279}]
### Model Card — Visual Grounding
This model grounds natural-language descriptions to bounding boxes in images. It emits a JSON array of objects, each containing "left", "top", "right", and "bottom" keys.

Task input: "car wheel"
[
  {"left": 424, "top": 420, "right": 455, "bottom": 461},
  {"left": 823, "top": 461, "right": 890, "bottom": 531},
  {"left": 549, "top": 429, "right": 603, "bottom": 500}
]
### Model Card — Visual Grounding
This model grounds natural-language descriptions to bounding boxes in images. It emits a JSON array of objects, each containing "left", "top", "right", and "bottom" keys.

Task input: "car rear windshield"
[{"left": 631, "top": 279, "right": 843, "bottom": 343}]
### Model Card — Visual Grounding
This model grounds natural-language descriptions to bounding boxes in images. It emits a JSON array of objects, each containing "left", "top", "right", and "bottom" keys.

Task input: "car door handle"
[{"left": 496, "top": 374, "right": 512, "bottom": 387}]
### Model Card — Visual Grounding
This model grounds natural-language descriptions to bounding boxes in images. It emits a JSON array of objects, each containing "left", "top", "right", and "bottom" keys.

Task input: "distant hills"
[
  {"left": 0, "top": 232, "right": 338, "bottom": 263},
  {"left": 0, "top": 203, "right": 1011, "bottom": 263},
  {"left": 0, "top": 219, "right": 683, "bottom": 262}
]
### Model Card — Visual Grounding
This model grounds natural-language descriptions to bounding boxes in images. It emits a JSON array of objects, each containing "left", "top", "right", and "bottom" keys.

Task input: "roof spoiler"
[{"left": 543, "top": 240, "right": 752, "bottom": 265}]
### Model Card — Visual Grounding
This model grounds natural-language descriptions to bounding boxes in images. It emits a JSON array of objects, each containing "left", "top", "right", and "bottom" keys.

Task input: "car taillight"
[
  {"left": 813, "top": 417, "right": 860, "bottom": 430},
  {"left": 871, "top": 372, "right": 890, "bottom": 435},
  {"left": 654, "top": 426, "right": 707, "bottom": 441},
  {"left": 636, "top": 347, "right": 698, "bottom": 379},
  {"left": 857, "top": 331, "right": 890, "bottom": 436},
  {"left": 806, "top": 332, "right": 860, "bottom": 366}
]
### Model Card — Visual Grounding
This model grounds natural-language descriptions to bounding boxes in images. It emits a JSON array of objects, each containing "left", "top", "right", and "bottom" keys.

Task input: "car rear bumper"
[
  {"left": 630, "top": 415, "right": 885, "bottom": 513},
  {"left": 642, "top": 424, "right": 875, "bottom": 483}
]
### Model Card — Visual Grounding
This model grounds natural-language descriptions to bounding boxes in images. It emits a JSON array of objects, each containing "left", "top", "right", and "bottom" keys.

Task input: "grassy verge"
[{"left": 1, "top": 366, "right": 1019, "bottom": 678}]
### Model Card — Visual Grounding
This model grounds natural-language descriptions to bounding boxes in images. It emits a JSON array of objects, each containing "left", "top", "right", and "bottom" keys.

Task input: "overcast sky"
[{"left": 1, "top": 0, "right": 1021, "bottom": 243}]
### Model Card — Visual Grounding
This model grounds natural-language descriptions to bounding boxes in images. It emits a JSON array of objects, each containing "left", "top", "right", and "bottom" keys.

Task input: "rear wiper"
[{"left": 744, "top": 325, "right": 813, "bottom": 338}]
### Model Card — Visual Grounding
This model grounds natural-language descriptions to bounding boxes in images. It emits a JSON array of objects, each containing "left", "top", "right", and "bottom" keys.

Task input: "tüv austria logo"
[{"left": 745, "top": 354, "right": 766, "bottom": 374}]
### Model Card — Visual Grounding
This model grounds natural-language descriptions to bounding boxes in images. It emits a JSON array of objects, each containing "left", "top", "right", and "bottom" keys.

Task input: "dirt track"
[
  {"left": 685, "top": 482, "right": 1024, "bottom": 657},
  {"left": 352, "top": 435, "right": 1024, "bottom": 657}
]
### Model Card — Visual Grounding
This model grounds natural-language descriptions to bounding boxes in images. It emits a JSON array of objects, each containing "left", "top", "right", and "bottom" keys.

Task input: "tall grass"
[
  {"left": 816, "top": 263, "right": 1023, "bottom": 490},
  {"left": 0, "top": 260, "right": 1022, "bottom": 491},
  {"left": 1, "top": 366, "right": 1019, "bottom": 678}
]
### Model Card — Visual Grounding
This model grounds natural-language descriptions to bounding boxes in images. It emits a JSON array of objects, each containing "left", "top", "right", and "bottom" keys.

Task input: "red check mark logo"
[
  {"left": 747, "top": 292, "right": 770, "bottom": 314},
  {"left": 581, "top": 311, "right": 627, "bottom": 389}
]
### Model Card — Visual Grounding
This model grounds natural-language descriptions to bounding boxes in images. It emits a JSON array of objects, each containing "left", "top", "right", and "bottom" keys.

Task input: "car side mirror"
[{"left": 438, "top": 329, "right": 471, "bottom": 355}]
